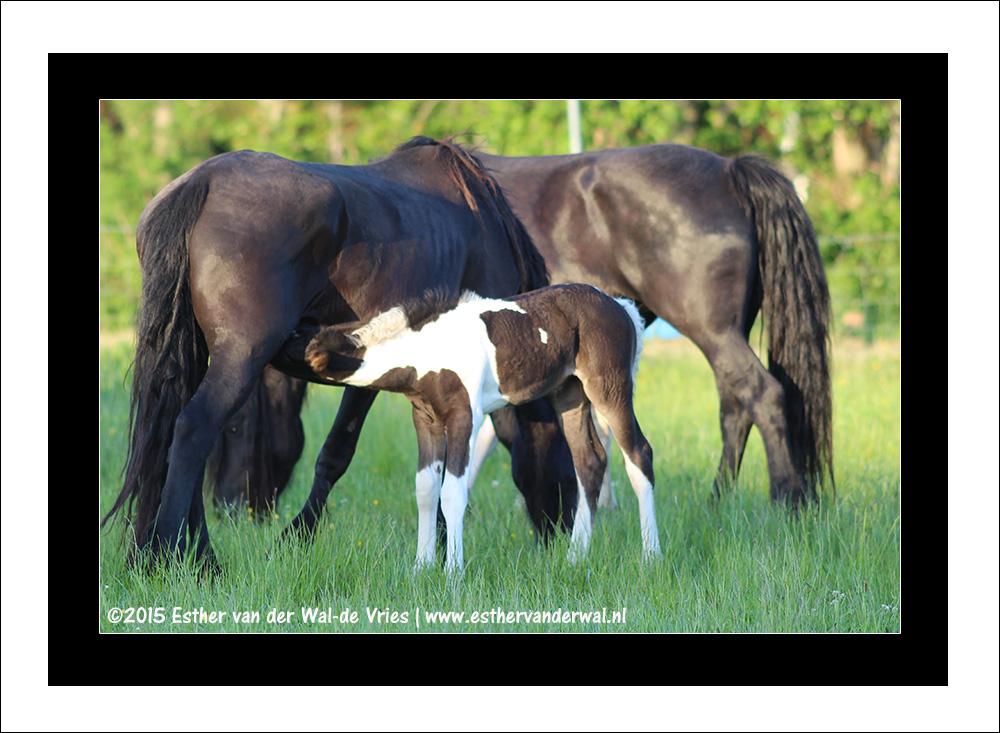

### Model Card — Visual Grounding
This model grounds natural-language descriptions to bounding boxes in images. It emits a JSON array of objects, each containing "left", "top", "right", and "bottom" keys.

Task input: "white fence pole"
[{"left": 567, "top": 100, "right": 582, "bottom": 154}]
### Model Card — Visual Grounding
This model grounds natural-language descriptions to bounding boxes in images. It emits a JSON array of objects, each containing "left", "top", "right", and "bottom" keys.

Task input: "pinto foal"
[{"left": 305, "top": 283, "right": 661, "bottom": 573}]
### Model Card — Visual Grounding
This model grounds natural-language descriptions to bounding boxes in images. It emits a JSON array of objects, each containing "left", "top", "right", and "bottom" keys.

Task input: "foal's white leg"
[
  {"left": 466, "top": 417, "right": 498, "bottom": 495},
  {"left": 591, "top": 405, "right": 617, "bottom": 509},
  {"left": 567, "top": 476, "right": 594, "bottom": 564},
  {"left": 621, "top": 451, "right": 662, "bottom": 562},
  {"left": 413, "top": 461, "right": 444, "bottom": 571},
  {"left": 440, "top": 471, "right": 469, "bottom": 575},
  {"left": 440, "top": 411, "right": 483, "bottom": 575},
  {"left": 589, "top": 402, "right": 662, "bottom": 563}
]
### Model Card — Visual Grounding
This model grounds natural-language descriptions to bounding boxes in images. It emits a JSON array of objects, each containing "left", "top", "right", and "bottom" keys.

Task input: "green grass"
[{"left": 99, "top": 338, "right": 900, "bottom": 632}]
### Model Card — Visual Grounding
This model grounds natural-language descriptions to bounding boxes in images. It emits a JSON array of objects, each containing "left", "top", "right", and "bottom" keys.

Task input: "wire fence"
[
  {"left": 819, "top": 233, "right": 900, "bottom": 343},
  {"left": 99, "top": 229, "right": 900, "bottom": 343}
]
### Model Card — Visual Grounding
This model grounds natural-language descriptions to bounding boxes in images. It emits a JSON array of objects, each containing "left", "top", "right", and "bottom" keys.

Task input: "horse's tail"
[
  {"left": 613, "top": 296, "right": 646, "bottom": 386},
  {"left": 728, "top": 155, "right": 834, "bottom": 495},
  {"left": 396, "top": 136, "right": 550, "bottom": 293},
  {"left": 101, "top": 174, "right": 212, "bottom": 542}
]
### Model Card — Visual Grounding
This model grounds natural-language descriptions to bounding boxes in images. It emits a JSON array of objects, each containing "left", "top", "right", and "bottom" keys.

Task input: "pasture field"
[{"left": 99, "top": 337, "right": 900, "bottom": 633}]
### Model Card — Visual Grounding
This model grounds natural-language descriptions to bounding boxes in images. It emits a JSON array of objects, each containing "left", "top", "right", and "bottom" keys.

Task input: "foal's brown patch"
[{"left": 479, "top": 307, "right": 575, "bottom": 405}]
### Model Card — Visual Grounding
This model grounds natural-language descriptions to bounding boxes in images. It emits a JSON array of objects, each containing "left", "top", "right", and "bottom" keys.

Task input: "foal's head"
[{"left": 305, "top": 323, "right": 367, "bottom": 381}]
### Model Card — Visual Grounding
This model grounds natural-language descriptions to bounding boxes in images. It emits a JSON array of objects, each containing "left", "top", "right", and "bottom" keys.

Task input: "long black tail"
[
  {"left": 728, "top": 155, "right": 834, "bottom": 494},
  {"left": 101, "top": 175, "right": 211, "bottom": 542}
]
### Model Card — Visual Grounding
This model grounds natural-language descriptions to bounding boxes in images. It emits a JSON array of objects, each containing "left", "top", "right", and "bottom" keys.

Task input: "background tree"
[{"left": 100, "top": 100, "right": 900, "bottom": 340}]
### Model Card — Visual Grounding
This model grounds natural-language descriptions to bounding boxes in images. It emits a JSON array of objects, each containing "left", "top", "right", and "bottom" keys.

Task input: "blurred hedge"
[{"left": 100, "top": 100, "right": 900, "bottom": 338}]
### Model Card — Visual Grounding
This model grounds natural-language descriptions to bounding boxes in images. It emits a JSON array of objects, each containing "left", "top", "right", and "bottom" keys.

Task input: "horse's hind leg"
[
  {"left": 579, "top": 377, "right": 661, "bottom": 561},
  {"left": 547, "top": 377, "right": 607, "bottom": 563},
  {"left": 147, "top": 349, "right": 273, "bottom": 558},
  {"left": 591, "top": 407, "right": 617, "bottom": 509},
  {"left": 714, "top": 384, "right": 755, "bottom": 495},
  {"left": 708, "top": 331, "right": 810, "bottom": 504},
  {"left": 708, "top": 297, "right": 758, "bottom": 497}
]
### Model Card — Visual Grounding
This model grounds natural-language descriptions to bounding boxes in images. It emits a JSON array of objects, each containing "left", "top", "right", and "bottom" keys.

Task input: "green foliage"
[{"left": 99, "top": 100, "right": 900, "bottom": 335}]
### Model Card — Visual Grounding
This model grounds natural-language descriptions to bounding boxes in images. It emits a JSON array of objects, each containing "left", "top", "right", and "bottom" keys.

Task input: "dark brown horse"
[
  {"left": 101, "top": 137, "right": 548, "bottom": 564},
  {"left": 212, "top": 142, "right": 833, "bottom": 527},
  {"left": 483, "top": 145, "right": 834, "bottom": 505},
  {"left": 206, "top": 366, "right": 307, "bottom": 513}
]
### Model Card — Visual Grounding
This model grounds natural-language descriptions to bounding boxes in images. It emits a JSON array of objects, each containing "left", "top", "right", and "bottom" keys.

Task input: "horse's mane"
[
  {"left": 393, "top": 136, "right": 550, "bottom": 293},
  {"left": 350, "top": 288, "right": 483, "bottom": 348}
]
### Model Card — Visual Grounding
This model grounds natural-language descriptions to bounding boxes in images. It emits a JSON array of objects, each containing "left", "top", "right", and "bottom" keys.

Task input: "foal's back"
[{"left": 484, "top": 284, "right": 642, "bottom": 405}]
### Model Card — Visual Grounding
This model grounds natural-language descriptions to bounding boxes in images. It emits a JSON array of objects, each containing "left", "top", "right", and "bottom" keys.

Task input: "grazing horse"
[
  {"left": 305, "top": 284, "right": 661, "bottom": 573},
  {"left": 100, "top": 136, "right": 548, "bottom": 564},
  {"left": 205, "top": 365, "right": 307, "bottom": 514},
  {"left": 211, "top": 142, "right": 833, "bottom": 527},
  {"left": 481, "top": 146, "right": 833, "bottom": 506}
]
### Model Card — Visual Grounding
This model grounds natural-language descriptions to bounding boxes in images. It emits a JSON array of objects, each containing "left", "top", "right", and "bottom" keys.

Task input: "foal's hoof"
[
  {"left": 444, "top": 564, "right": 465, "bottom": 585},
  {"left": 412, "top": 556, "right": 435, "bottom": 575}
]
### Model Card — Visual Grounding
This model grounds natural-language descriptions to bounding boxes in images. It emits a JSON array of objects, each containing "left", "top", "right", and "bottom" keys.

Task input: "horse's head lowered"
[{"left": 206, "top": 366, "right": 307, "bottom": 514}]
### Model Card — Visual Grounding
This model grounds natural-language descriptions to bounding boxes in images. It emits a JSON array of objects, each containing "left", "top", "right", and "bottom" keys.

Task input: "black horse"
[
  {"left": 211, "top": 142, "right": 833, "bottom": 524},
  {"left": 101, "top": 136, "right": 549, "bottom": 563},
  {"left": 481, "top": 145, "right": 834, "bottom": 505},
  {"left": 206, "top": 365, "right": 307, "bottom": 514}
]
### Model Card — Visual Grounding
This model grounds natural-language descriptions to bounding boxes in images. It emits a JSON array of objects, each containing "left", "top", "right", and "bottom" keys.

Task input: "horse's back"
[
  {"left": 482, "top": 145, "right": 755, "bottom": 340},
  {"left": 482, "top": 145, "right": 752, "bottom": 285}
]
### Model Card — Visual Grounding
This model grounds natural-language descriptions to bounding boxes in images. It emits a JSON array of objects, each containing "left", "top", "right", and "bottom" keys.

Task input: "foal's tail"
[
  {"left": 101, "top": 175, "right": 212, "bottom": 542},
  {"left": 728, "top": 155, "right": 834, "bottom": 494},
  {"left": 613, "top": 296, "right": 646, "bottom": 386}
]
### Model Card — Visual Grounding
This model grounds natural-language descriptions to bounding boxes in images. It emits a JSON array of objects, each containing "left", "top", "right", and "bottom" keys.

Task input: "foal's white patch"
[
  {"left": 342, "top": 293, "right": 525, "bottom": 400},
  {"left": 538, "top": 328, "right": 549, "bottom": 344},
  {"left": 567, "top": 475, "right": 593, "bottom": 564},
  {"left": 620, "top": 452, "right": 662, "bottom": 561}
]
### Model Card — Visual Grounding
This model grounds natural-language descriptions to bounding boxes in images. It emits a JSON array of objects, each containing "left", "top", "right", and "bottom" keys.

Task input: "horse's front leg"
[
  {"left": 411, "top": 403, "right": 446, "bottom": 571},
  {"left": 187, "top": 465, "right": 219, "bottom": 572},
  {"left": 440, "top": 408, "right": 483, "bottom": 576},
  {"left": 285, "top": 386, "right": 378, "bottom": 537}
]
